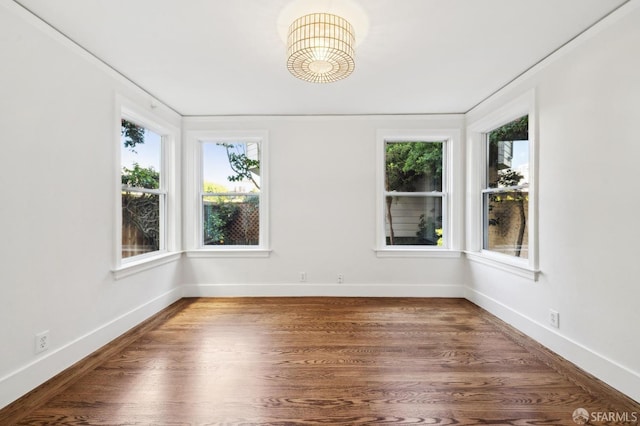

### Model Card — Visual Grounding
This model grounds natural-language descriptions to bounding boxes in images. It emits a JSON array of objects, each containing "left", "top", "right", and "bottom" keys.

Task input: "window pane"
[
  {"left": 486, "top": 116, "right": 528, "bottom": 189},
  {"left": 385, "top": 142, "right": 443, "bottom": 192},
  {"left": 203, "top": 195, "right": 259, "bottom": 245},
  {"left": 122, "top": 191, "right": 160, "bottom": 258},
  {"left": 121, "top": 119, "right": 163, "bottom": 260},
  {"left": 483, "top": 190, "right": 528, "bottom": 258},
  {"left": 203, "top": 142, "right": 261, "bottom": 193},
  {"left": 121, "top": 119, "right": 161, "bottom": 189},
  {"left": 385, "top": 196, "right": 443, "bottom": 246},
  {"left": 202, "top": 141, "right": 261, "bottom": 247}
]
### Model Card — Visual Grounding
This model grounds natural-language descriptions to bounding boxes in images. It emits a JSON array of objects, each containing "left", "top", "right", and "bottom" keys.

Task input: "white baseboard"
[
  {"left": 182, "top": 283, "right": 465, "bottom": 298},
  {"left": 465, "top": 287, "right": 640, "bottom": 404},
  {"left": 0, "top": 287, "right": 183, "bottom": 410}
]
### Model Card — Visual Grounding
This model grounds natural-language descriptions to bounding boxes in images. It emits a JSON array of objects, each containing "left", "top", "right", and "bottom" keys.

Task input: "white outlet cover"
[{"left": 35, "top": 330, "right": 50, "bottom": 353}]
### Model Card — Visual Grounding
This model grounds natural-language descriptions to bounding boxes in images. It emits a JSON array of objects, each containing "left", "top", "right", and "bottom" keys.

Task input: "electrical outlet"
[
  {"left": 549, "top": 310, "right": 560, "bottom": 328},
  {"left": 35, "top": 330, "right": 50, "bottom": 353},
  {"left": 299, "top": 272, "right": 307, "bottom": 282},
  {"left": 337, "top": 274, "right": 344, "bottom": 284}
]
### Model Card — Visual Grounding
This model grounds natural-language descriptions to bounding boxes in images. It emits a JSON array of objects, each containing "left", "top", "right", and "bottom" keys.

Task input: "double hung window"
[
  {"left": 120, "top": 119, "right": 166, "bottom": 259},
  {"left": 482, "top": 116, "right": 529, "bottom": 258},
  {"left": 376, "top": 128, "right": 461, "bottom": 256},
  {"left": 466, "top": 90, "right": 538, "bottom": 279},
  {"left": 180, "top": 129, "right": 269, "bottom": 256},
  {"left": 383, "top": 140, "right": 446, "bottom": 247},
  {"left": 115, "top": 97, "right": 179, "bottom": 278},
  {"left": 200, "top": 141, "right": 262, "bottom": 247}
]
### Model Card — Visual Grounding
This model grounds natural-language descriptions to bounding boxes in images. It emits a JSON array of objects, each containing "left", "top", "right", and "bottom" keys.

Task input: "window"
[
  {"left": 120, "top": 119, "right": 165, "bottom": 259},
  {"left": 483, "top": 116, "right": 529, "bottom": 258},
  {"left": 384, "top": 140, "right": 446, "bottom": 246},
  {"left": 184, "top": 129, "right": 269, "bottom": 256},
  {"left": 466, "top": 89, "right": 538, "bottom": 279},
  {"left": 201, "top": 141, "right": 262, "bottom": 247},
  {"left": 114, "top": 96, "right": 179, "bottom": 278},
  {"left": 376, "top": 128, "right": 462, "bottom": 257}
]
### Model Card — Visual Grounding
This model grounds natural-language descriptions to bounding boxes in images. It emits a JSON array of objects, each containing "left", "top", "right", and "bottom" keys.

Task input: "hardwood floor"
[{"left": 3, "top": 297, "right": 638, "bottom": 425}]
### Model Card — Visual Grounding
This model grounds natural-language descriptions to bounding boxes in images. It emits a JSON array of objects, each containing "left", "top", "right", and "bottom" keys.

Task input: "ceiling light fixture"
[{"left": 287, "top": 13, "right": 355, "bottom": 83}]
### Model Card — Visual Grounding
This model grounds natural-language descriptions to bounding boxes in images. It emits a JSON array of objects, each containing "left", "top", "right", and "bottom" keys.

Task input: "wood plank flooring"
[{"left": 3, "top": 297, "right": 639, "bottom": 425}]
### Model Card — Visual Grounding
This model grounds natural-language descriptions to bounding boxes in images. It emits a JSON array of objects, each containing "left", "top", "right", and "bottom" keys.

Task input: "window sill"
[
  {"left": 185, "top": 248, "right": 272, "bottom": 258},
  {"left": 112, "top": 252, "right": 182, "bottom": 280},
  {"left": 465, "top": 251, "right": 540, "bottom": 281},
  {"left": 374, "top": 248, "right": 462, "bottom": 258}
]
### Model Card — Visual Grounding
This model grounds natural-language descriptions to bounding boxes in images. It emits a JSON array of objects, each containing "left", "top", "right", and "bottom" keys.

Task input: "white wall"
[
  {"left": 182, "top": 115, "right": 467, "bottom": 297},
  {"left": 465, "top": 3, "right": 640, "bottom": 402},
  {"left": 0, "top": 3, "right": 183, "bottom": 408}
]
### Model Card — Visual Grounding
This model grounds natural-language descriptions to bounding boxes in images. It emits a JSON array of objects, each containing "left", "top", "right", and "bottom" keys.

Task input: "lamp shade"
[{"left": 287, "top": 13, "right": 355, "bottom": 83}]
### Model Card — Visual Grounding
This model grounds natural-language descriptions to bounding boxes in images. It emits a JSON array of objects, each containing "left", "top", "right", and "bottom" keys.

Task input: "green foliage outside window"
[
  {"left": 385, "top": 142, "right": 443, "bottom": 245},
  {"left": 203, "top": 202, "right": 239, "bottom": 245},
  {"left": 217, "top": 143, "right": 260, "bottom": 190},
  {"left": 203, "top": 143, "right": 261, "bottom": 246},
  {"left": 486, "top": 115, "right": 529, "bottom": 258},
  {"left": 122, "top": 163, "right": 159, "bottom": 189},
  {"left": 121, "top": 119, "right": 161, "bottom": 257}
]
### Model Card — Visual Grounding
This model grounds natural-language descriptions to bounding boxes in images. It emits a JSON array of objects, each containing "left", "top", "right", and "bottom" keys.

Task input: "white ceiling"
[{"left": 15, "top": 0, "right": 628, "bottom": 116}]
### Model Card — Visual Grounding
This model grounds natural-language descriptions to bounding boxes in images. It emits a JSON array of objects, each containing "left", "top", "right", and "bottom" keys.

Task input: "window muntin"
[
  {"left": 120, "top": 119, "right": 165, "bottom": 259},
  {"left": 201, "top": 141, "right": 262, "bottom": 247},
  {"left": 482, "top": 115, "right": 529, "bottom": 258},
  {"left": 383, "top": 141, "right": 446, "bottom": 247}
]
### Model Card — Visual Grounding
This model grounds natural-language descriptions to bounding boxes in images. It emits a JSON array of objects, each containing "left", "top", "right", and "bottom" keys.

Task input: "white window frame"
[
  {"left": 375, "top": 129, "right": 462, "bottom": 258},
  {"left": 466, "top": 90, "right": 539, "bottom": 280},
  {"left": 113, "top": 96, "right": 180, "bottom": 278},
  {"left": 184, "top": 130, "right": 270, "bottom": 258}
]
